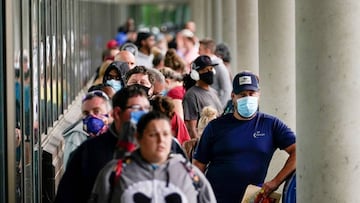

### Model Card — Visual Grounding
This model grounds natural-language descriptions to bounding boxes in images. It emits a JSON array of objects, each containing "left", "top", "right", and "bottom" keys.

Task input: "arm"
[
  {"left": 192, "top": 166, "right": 217, "bottom": 203},
  {"left": 172, "top": 99, "right": 184, "bottom": 120},
  {"left": 185, "top": 119, "right": 198, "bottom": 139},
  {"left": 216, "top": 63, "right": 232, "bottom": 107},
  {"left": 192, "top": 159, "right": 207, "bottom": 173},
  {"left": 262, "top": 143, "right": 296, "bottom": 197}
]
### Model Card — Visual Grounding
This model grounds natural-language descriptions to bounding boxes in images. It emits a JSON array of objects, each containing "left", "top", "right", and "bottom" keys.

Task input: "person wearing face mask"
[
  {"left": 124, "top": 65, "right": 156, "bottom": 98},
  {"left": 102, "top": 61, "right": 129, "bottom": 92},
  {"left": 89, "top": 111, "right": 216, "bottom": 203},
  {"left": 192, "top": 71, "right": 296, "bottom": 203},
  {"left": 55, "top": 86, "right": 151, "bottom": 203},
  {"left": 62, "top": 90, "right": 112, "bottom": 170},
  {"left": 183, "top": 55, "right": 223, "bottom": 139}
]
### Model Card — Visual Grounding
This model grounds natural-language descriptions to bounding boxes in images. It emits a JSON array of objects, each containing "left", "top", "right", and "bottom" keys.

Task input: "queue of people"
[{"left": 55, "top": 19, "right": 296, "bottom": 203}]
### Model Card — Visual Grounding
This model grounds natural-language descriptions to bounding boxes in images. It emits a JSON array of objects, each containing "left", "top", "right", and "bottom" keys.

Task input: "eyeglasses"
[
  {"left": 125, "top": 104, "right": 151, "bottom": 112},
  {"left": 82, "top": 90, "right": 110, "bottom": 103}
]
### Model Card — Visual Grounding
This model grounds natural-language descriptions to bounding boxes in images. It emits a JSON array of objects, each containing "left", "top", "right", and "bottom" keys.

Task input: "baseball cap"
[
  {"left": 233, "top": 71, "right": 260, "bottom": 94},
  {"left": 181, "top": 29, "right": 194, "bottom": 38},
  {"left": 191, "top": 55, "right": 218, "bottom": 70},
  {"left": 107, "top": 39, "right": 119, "bottom": 49}
]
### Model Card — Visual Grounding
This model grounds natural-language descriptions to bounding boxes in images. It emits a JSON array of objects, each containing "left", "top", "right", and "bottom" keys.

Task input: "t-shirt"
[
  {"left": 183, "top": 86, "right": 223, "bottom": 121},
  {"left": 171, "top": 112, "right": 190, "bottom": 144},
  {"left": 193, "top": 113, "right": 296, "bottom": 203},
  {"left": 210, "top": 56, "right": 232, "bottom": 108},
  {"left": 167, "top": 86, "right": 186, "bottom": 100},
  {"left": 135, "top": 52, "right": 154, "bottom": 68}
]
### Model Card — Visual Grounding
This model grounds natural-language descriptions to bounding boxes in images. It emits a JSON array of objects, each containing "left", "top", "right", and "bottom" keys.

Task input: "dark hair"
[
  {"left": 215, "top": 43, "right": 231, "bottom": 63},
  {"left": 88, "top": 83, "right": 112, "bottom": 92},
  {"left": 152, "top": 52, "right": 164, "bottom": 67},
  {"left": 150, "top": 96, "right": 175, "bottom": 118},
  {"left": 183, "top": 73, "right": 196, "bottom": 91},
  {"left": 125, "top": 65, "right": 156, "bottom": 85},
  {"left": 112, "top": 86, "right": 148, "bottom": 109},
  {"left": 136, "top": 111, "right": 170, "bottom": 139}
]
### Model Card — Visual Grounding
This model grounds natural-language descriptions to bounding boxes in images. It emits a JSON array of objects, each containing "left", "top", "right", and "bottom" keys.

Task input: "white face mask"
[{"left": 236, "top": 96, "right": 258, "bottom": 118}]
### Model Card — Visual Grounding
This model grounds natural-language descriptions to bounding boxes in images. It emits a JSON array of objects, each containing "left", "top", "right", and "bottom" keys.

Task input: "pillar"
[
  {"left": 236, "top": 0, "right": 259, "bottom": 73},
  {"left": 297, "top": 0, "right": 360, "bottom": 202},
  {"left": 189, "top": 0, "right": 206, "bottom": 39},
  {"left": 258, "top": 0, "right": 296, "bottom": 196},
  {"left": 222, "top": 0, "right": 237, "bottom": 73},
  {"left": 212, "top": 0, "right": 223, "bottom": 43}
]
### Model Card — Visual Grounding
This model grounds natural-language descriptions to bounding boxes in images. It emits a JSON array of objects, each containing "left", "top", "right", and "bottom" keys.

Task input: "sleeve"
[
  {"left": 167, "top": 87, "right": 185, "bottom": 100},
  {"left": 192, "top": 122, "right": 213, "bottom": 164},
  {"left": 88, "top": 160, "right": 118, "bottom": 203},
  {"left": 54, "top": 147, "right": 85, "bottom": 203},
  {"left": 174, "top": 113, "right": 191, "bottom": 144},
  {"left": 272, "top": 117, "right": 296, "bottom": 150},
  {"left": 193, "top": 166, "right": 217, "bottom": 203},
  {"left": 216, "top": 63, "right": 232, "bottom": 107},
  {"left": 182, "top": 91, "right": 200, "bottom": 121}
]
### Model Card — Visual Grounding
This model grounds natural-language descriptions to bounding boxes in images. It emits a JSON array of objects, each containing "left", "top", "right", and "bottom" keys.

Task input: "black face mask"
[
  {"left": 24, "top": 71, "right": 30, "bottom": 79},
  {"left": 199, "top": 71, "right": 214, "bottom": 85},
  {"left": 128, "top": 84, "right": 151, "bottom": 97}
]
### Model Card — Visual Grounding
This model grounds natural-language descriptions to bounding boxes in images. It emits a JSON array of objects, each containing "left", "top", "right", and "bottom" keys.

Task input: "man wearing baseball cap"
[
  {"left": 183, "top": 55, "right": 223, "bottom": 139},
  {"left": 193, "top": 71, "right": 296, "bottom": 203}
]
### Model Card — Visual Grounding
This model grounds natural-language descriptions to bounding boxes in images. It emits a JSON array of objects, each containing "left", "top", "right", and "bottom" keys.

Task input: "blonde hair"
[
  {"left": 93, "top": 60, "right": 113, "bottom": 85},
  {"left": 198, "top": 106, "right": 218, "bottom": 135}
]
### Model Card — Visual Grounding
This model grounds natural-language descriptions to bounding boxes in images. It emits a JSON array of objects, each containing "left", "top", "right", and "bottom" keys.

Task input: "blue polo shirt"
[{"left": 193, "top": 112, "right": 295, "bottom": 203}]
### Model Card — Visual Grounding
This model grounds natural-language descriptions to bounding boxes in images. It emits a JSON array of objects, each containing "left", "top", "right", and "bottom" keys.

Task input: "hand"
[
  {"left": 15, "top": 128, "right": 22, "bottom": 147},
  {"left": 261, "top": 180, "right": 279, "bottom": 197}
]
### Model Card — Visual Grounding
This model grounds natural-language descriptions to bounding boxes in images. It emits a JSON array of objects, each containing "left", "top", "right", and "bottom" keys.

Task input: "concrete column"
[
  {"left": 236, "top": 0, "right": 259, "bottom": 74},
  {"left": 212, "top": 0, "right": 223, "bottom": 43},
  {"left": 297, "top": 0, "right": 360, "bottom": 202},
  {"left": 222, "top": 0, "right": 237, "bottom": 72},
  {"left": 189, "top": 0, "right": 206, "bottom": 39},
  {"left": 258, "top": 0, "right": 296, "bottom": 196},
  {"left": 205, "top": 0, "right": 213, "bottom": 37}
]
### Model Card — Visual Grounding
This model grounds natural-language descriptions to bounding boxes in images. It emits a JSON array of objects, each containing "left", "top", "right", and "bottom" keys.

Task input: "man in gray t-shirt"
[
  {"left": 198, "top": 38, "right": 232, "bottom": 107},
  {"left": 183, "top": 55, "right": 223, "bottom": 139}
]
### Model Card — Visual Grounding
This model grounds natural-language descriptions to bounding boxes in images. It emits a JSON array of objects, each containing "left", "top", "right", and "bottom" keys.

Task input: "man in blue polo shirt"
[{"left": 193, "top": 71, "right": 296, "bottom": 203}]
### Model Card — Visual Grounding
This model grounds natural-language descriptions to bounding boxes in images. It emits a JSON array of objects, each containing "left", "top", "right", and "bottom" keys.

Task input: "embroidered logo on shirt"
[{"left": 253, "top": 131, "right": 266, "bottom": 138}]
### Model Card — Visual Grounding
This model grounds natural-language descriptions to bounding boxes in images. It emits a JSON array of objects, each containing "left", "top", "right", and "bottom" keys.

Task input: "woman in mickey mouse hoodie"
[{"left": 89, "top": 111, "right": 216, "bottom": 203}]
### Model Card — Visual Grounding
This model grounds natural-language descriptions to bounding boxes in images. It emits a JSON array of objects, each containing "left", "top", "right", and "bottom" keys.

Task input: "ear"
[
  {"left": 112, "top": 106, "right": 122, "bottom": 120},
  {"left": 148, "top": 86, "right": 154, "bottom": 97},
  {"left": 231, "top": 92, "right": 235, "bottom": 100},
  {"left": 165, "top": 78, "right": 171, "bottom": 86}
]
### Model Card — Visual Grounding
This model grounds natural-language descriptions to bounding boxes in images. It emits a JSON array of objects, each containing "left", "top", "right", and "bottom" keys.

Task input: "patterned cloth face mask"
[{"left": 83, "top": 114, "right": 109, "bottom": 136}]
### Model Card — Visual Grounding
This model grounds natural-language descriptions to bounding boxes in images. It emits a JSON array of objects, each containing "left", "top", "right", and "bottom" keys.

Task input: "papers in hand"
[{"left": 241, "top": 184, "right": 281, "bottom": 203}]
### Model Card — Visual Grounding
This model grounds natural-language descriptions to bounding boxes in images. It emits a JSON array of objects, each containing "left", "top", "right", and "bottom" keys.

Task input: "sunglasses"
[{"left": 82, "top": 90, "right": 110, "bottom": 103}]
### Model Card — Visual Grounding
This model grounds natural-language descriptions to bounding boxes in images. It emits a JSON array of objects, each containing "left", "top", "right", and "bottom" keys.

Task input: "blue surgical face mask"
[
  {"left": 106, "top": 79, "right": 122, "bottom": 92},
  {"left": 83, "top": 114, "right": 108, "bottom": 136},
  {"left": 236, "top": 96, "right": 258, "bottom": 118},
  {"left": 130, "top": 110, "right": 147, "bottom": 124},
  {"left": 160, "top": 89, "right": 169, "bottom": 96}
]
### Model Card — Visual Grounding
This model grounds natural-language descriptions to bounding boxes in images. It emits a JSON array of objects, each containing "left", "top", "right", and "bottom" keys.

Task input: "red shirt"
[{"left": 170, "top": 112, "right": 190, "bottom": 144}]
